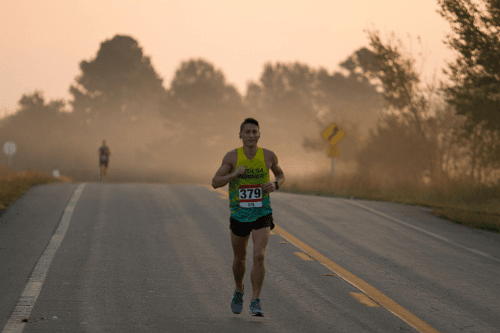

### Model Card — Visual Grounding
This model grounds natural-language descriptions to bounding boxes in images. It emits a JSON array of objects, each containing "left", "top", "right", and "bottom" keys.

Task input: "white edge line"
[
  {"left": 2, "top": 183, "right": 86, "bottom": 333},
  {"left": 342, "top": 198, "right": 500, "bottom": 263}
]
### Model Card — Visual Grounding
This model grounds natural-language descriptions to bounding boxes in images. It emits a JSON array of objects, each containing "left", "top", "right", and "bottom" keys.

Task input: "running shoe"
[
  {"left": 231, "top": 290, "right": 244, "bottom": 314},
  {"left": 249, "top": 298, "right": 264, "bottom": 316}
]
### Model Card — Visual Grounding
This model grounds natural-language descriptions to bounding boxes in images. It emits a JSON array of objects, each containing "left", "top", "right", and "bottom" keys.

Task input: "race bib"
[{"left": 238, "top": 184, "right": 263, "bottom": 208}]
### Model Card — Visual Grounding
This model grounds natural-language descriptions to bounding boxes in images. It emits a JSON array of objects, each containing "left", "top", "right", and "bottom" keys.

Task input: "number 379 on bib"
[{"left": 238, "top": 184, "right": 263, "bottom": 208}]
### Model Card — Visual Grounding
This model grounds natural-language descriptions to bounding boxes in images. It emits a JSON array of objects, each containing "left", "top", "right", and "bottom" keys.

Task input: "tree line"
[
  {"left": 1, "top": 0, "right": 498, "bottom": 187},
  {"left": 0, "top": 34, "right": 382, "bottom": 183}
]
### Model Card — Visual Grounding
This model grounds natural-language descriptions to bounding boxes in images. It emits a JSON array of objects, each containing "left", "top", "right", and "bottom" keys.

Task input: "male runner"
[
  {"left": 212, "top": 118, "right": 285, "bottom": 316},
  {"left": 98, "top": 140, "right": 112, "bottom": 183}
]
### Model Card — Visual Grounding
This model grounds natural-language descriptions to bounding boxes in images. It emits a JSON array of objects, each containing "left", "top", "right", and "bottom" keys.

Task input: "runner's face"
[{"left": 240, "top": 124, "right": 260, "bottom": 147}]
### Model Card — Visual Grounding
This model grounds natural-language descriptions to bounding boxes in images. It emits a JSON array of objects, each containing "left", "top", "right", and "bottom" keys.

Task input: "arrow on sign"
[
  {"left": 328, "top": 126, "right": 339, "bottom": 142},
  {"left": 322, "top": 123, "right": 345, "bottom": 146}
]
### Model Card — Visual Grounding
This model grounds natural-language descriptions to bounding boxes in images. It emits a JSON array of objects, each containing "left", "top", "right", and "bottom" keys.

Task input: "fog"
[
  {"left": 0, "top": 97, "right": 365, "bottom": 186},
  {"left": 2, "top": 34, "right": 496, "bottom": 190}
]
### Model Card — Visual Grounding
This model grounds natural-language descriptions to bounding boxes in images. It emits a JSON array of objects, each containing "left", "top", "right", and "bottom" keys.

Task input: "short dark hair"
[{"left": 240, "top": 118, "right": 259, "bottom": 133}]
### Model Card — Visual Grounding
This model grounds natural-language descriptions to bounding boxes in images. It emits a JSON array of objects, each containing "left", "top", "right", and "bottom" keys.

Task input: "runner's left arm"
[{"left": 262, "top": 152, "right": 285, "bottom": 193}]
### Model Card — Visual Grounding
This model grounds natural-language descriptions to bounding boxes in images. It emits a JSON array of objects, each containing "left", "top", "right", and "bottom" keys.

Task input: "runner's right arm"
[{"left": 212, "top": 152, "right": 245, "bottom": 189}]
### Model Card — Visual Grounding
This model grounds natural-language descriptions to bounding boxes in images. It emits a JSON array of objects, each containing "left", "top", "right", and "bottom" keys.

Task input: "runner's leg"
[
  {"left": 250, "top": 227, "right": 270, "bottom": 300},
  {"left": 230, "top": 230, "right": 250, "bottom": 292},
  {"left": 102, "top": 164, "right": 108, "bottom": 182}
]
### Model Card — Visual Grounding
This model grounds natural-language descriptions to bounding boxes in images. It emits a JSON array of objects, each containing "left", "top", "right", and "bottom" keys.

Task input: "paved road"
[{"left": 1, "top": 183, "right": 499, "bottom": 332}]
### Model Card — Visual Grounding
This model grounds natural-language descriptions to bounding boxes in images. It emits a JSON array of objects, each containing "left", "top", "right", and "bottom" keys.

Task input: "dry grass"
[
  {"left": 0, "top": 167, "right": 70, "bottom": 215},
  {"left": 282, "top": 172, "right": 500, "bottom": 234}
]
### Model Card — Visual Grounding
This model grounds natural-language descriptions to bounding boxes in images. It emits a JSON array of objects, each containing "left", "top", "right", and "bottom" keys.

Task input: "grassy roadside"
[
  {"left": 0, "top": 167, "right": 71, "bottom": 217},
  {"left": 281, "top": 175, "right": 500, "bottom": 234}
]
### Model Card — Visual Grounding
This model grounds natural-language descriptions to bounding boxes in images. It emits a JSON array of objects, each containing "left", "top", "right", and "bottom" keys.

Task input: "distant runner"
[
  {"left": 212, "top": 118, "right": 285, "bottom": 316},
  {"left": 98, "top": 140, "right": 112, "bottom": 183}
]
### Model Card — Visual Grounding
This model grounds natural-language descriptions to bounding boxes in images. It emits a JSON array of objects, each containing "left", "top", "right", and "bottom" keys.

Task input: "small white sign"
[
  {"left": 3, "top": 141, "right": 17, "bottom": 157},
  {"left": 52, "top": 169, "right": 60, "bottom": 178}
]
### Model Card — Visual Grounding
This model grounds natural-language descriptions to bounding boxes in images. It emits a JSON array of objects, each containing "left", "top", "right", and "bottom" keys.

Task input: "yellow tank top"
[{"left": 228, "top": 147, "right": 272, "bottom": 222}]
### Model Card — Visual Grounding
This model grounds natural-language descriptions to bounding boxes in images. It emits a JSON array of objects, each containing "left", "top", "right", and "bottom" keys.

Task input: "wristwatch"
[{"left": 274, "top": 181, "right": 279, "bottom": 190}]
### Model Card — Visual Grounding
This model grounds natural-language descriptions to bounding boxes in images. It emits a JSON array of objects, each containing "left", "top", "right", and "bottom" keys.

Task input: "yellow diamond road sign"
[{"left": 322, "top": 123, "right": 345, "bottom": 146}]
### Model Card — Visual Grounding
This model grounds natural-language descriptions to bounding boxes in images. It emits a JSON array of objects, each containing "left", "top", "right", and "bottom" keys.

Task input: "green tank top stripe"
[{"left": 229, "top": 147, "right": 272, "bottom": 222}]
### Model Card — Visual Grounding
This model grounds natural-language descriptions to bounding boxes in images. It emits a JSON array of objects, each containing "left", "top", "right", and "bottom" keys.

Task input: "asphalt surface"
[{"left": 1, "top": 183, "right": 499, "bottom": 332}]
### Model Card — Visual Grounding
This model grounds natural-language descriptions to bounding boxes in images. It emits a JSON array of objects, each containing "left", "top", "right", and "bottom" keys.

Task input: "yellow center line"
[
  {"left": 273, "top": 224, "right": 440, "bottom": 333},
  {"left": 349, "top": 292, "right": 381, "bottom": 307},
  {"left": 294, "top": 252, "right": 315, "bottom": 261}
]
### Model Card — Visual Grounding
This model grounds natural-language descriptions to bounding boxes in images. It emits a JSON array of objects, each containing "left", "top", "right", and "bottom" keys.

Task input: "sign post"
[
  {"left": 331, "top": 157, "right": 335, "bottom": 179},
  {"left": 327, "top": 144, "right": 339, "bottom": 179},
  {"left": 321, "top": 123, "right": 345, "bottom": 180},
  {"left": 3, "top": 141, "right": 17, "bottom": 168}
]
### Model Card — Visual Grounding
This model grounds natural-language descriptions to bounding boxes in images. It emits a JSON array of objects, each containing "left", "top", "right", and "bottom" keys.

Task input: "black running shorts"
[
  {"left": 229, "top": 214, "right": 275, "bottom": 237},
  {"left": 99, "top": 156, "right": 109, "bottom": 167}
]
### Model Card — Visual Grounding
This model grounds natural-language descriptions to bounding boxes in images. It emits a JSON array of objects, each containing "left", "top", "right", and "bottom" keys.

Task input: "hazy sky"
[{"left": 1, "top": 0, "right": 453, "bottom": 118}]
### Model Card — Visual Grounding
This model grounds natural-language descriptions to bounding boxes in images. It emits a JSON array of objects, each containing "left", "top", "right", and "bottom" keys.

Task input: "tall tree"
[
  {"left": 438, "top": 0, "right": 500, "bottom": 133},
  {"left": 345, "top": 32, "right": 450, "bottom": 185},
  {"left": 438, "top": 0, "right": 500, "bottom": 181},
  {"left": 246, "top": 62, "right": 317, "bottom": 126},
  {"left": 164, "top": 58, "right": 242, "bottom": 133},
  {"left": 70, "top": 35, "right": 167, "bottom": 125},
  {"left": 344, "top": 37, "right": 427, "bottom": 129},
  {"left": 244, "top": 62, "right": 323, "bottom": 160}
]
